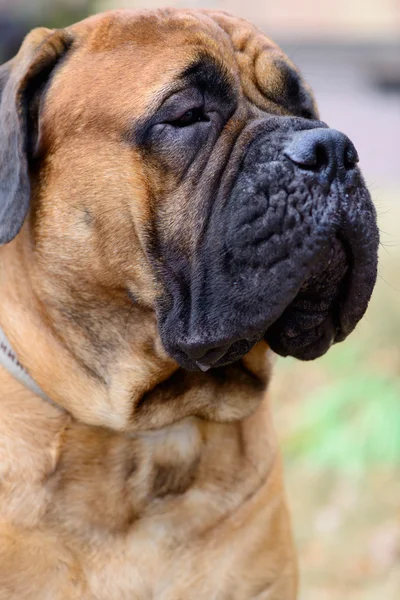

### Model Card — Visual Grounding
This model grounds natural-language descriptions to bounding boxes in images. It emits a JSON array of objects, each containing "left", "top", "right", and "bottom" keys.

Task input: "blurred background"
[{"left": 1, "top": 0, "right": 399, "bottom": 598}]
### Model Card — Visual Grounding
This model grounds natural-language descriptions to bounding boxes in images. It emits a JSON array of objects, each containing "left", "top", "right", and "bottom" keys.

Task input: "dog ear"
[{"left": 0, "top": 28, "right": 73, "bottom": 245}]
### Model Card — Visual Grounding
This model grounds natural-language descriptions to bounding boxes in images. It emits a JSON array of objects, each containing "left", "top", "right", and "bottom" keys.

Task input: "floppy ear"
[{"left": 0, "top": 28, "right": 72, "bottom": 245}]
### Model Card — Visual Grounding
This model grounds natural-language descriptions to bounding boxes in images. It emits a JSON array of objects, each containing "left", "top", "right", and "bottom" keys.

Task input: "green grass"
[{"left": 283, "top": 370, "right": 400, "bottom": 470}]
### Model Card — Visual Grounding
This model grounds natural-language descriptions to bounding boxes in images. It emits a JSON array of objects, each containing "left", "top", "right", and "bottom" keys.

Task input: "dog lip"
[
  {"left": 178, "top": 341, "right": 233, "bottom": 370},
  {"left": 165, "top": 212, "right": 377, "bottom": 368},
  {"left": 170, "top": 236, "right": 358, "bottom": 368},
  {"left": 169, "top": 336, "right": 260, "bottom": 372}
]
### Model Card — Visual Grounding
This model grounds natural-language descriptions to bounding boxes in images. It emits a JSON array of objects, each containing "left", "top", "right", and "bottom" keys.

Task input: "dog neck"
[
  {"left": 0, "top": 357, "right": 279, "bottom": 544},
  {"left": 0, "top": 232, "right": 271, "bottom": 433}
]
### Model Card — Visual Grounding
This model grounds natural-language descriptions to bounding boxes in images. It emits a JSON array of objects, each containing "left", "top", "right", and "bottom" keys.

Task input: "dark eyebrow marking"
[
  {"left": 265, "top": 58, "right": 317, "bottom": 119},
  {"left": 180, "top": 52, "right": 235, "bottom": 105},
  {"left": 283, "top": 66, "right": 301, "bottom": 100}
]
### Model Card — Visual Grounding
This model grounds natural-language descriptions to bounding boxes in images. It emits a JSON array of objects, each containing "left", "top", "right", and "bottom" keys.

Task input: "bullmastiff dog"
[{"left": 0, "top": 8, "right": 379, "bottom": 600}]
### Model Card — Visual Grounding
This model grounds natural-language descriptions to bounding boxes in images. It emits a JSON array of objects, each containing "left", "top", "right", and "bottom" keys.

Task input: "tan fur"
[{"left": 0, "top": 9, "right": 302, "bottom": 599}]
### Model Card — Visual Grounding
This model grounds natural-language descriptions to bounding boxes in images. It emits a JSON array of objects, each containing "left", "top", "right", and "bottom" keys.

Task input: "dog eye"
[{"left": 170, "top": 107, "right": 208, "bottom": 127}]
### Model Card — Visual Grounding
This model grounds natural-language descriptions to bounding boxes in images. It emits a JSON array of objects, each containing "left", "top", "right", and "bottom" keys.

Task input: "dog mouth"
[
  {"left": 182, "top": 236, "right": 352, "bottom": 371},
  {"left": 159, "top": 211, "right": 377, "bottom": 372},
  {"left": 163, "top": 228, "right": 374, "bottom": 374}
]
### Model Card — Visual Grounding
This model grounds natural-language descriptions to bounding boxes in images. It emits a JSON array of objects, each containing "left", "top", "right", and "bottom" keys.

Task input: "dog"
[{"left": 0, "top": 8, "right": 379, "bottom": 599}]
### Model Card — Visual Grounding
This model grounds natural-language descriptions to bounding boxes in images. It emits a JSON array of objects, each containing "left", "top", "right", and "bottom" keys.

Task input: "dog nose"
[{"left": 284, "top": 128, "right": 359, "bottom": 180}]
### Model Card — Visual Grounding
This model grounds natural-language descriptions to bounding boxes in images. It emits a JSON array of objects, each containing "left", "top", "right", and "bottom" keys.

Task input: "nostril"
[
  {"left": 314, "top": 142, "right": 330, "bottom": 170},
  {"left": 344, "top": 142, "right": 359, "bottom": 169}
]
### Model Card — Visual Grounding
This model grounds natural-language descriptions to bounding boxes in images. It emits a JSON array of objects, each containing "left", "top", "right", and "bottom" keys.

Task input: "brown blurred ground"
[{"left": 1, "top": 1, "right": 399, "bottom": 598}]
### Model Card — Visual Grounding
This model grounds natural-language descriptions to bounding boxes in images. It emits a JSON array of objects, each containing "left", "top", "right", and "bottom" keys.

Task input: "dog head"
[{"left": 0, "top": 10, "right": 379, "bottom": 427}]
